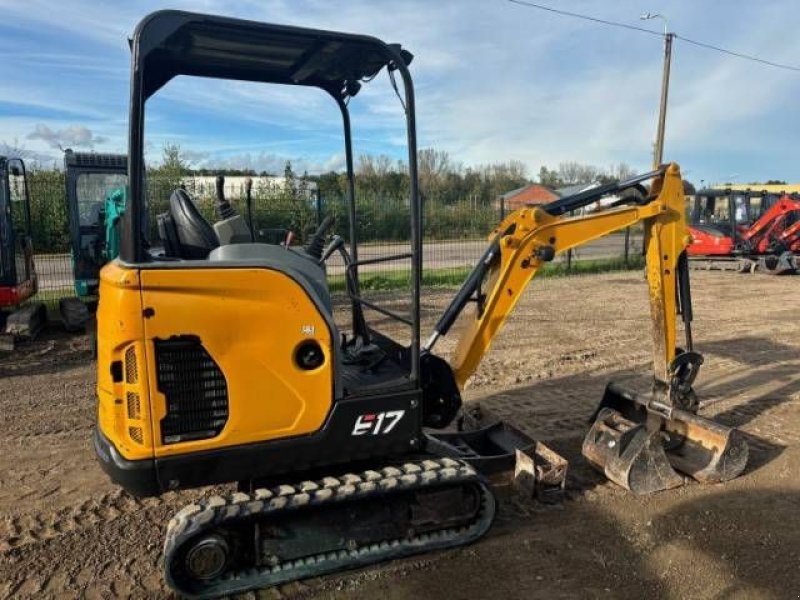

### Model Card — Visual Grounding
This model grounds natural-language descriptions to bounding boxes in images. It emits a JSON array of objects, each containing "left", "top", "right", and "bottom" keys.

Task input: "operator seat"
[{"left": 158, "top": 189, "right": 220, "bottom": 259}]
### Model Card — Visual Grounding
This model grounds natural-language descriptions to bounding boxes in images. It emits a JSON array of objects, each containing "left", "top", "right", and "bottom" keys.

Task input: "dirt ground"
[{"left": 1, "top": 270, "right": 799, "bottom": 599}]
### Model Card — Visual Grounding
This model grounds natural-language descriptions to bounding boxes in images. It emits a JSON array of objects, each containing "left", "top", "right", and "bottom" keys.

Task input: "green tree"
[
  {"left": 280, "top": 161, "right": 314, "bottom": 241},
  {"left": 151, "top": 143, "right": 189, "bottom": 190},
  {"left": 538, "top": 165, "right": 563, "bottom": 188}
]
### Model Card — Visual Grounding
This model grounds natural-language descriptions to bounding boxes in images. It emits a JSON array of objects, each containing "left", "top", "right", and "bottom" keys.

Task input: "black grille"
[
  {"left": 156, "top": 337, "right": 229, "bottom": 444},
  {"left": 66, "top": 151, "right": 127, "bottom": 169},
  {"left": 125, "top": 346, "right": 138, "bottom": 383}
]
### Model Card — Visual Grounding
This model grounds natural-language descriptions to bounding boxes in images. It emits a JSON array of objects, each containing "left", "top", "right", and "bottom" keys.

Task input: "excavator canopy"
[{"left": 132, "top": 10, "right": 412, "bottom": 101}]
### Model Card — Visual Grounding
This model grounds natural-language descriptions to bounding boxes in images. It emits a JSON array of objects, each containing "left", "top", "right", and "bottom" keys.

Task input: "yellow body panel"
[
  {"left": 97, "top": 263, "right": 334, "bottom": 461},
  {"left": 96, "top": 262, "right": 153, "bottom": 461}
]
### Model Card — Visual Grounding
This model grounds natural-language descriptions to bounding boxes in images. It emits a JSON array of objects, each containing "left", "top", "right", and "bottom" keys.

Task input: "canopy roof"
[{"left": 134, "top": 10, "right": 412, "bottom": 100}]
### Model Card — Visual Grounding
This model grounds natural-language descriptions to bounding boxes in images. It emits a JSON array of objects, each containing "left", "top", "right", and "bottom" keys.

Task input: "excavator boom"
[
  {"left": 425, "top": 163, "right": 747, "bottom": 494},
  {"left": 442, "top": 165, "right": 686, "bottom": 388}
]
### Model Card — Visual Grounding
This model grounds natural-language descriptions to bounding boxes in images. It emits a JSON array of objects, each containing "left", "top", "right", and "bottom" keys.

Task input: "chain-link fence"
[{"left": 24, "top": 171, "right": 643, "bottom": 307}]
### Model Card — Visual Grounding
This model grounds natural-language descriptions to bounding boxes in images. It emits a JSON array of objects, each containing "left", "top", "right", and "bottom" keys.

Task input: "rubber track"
[{"left": 164, "top": 458, "right": 496, "bottom": 599}]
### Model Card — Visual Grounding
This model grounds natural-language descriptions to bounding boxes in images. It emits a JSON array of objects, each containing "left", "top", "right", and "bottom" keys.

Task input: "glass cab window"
[
  {"left": 7, "top": 159, "right": 31, "bottom": 237},
  {"left": 77, "top": 173, "right": 128, "bottom": 227}
]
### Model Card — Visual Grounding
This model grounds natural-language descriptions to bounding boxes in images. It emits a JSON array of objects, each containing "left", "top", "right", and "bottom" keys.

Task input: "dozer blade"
[
  {"left": 582, "top": 383, "right": 748, "bottom": 494},
  {"left": 758, "top": 252, "right": 797, "bottom": 276},
  {"left": 4, "top": 302, "right": 47, "bottom": 340}
]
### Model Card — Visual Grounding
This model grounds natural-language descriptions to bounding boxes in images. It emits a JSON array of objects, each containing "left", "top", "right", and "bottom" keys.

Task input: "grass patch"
[
  {"left": 34, "top": 288, "right": 77, "bottom": 303},
  {"left": 30, "top": 256, "right": 645, "bottom": 305},
  {"left": 329, "top": 255, "right": 645, "bottom": 292}
]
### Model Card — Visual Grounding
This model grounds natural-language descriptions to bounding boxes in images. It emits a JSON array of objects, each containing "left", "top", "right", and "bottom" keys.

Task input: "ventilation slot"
[
  {"left": 127, "top": 392, "right": 141, "bottom": 419},
  {"left": 125, "top": 346, "right": 138, "bottom": 383},
  {"left": 156, "top": 336, "right": 229, "bottom": 444},
  {"left": 129, "top": 426, "right": 144, "bottom": 444}
]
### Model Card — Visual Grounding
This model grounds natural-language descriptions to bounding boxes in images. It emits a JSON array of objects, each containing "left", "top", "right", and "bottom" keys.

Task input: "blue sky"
[{"left": 1, "top": 1, "right": 799, "bottom": 185}]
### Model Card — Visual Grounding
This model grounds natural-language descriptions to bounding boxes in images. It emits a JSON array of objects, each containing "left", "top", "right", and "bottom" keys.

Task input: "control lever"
[
  {"left": 305, "top": 214, "right": 336, "bottom": 260},
  {"left": 214, "top": 176, "right": 235, "bottom": 219},
  {"left": 319, "top": 235, "right": 344, "bottom": 265},
  {"left": 213, "top": 175, "right": 251, "bottom": 243}
]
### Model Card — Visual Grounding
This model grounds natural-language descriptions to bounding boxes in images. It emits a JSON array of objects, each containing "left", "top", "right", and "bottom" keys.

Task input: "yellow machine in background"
[{"left": 94, "top": 11, "right": 747, "bottom": 598}]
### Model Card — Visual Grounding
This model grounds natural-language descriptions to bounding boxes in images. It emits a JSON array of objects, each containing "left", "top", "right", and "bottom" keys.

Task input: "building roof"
[{"left": 498, "top": 183, "right": 559, "bottom": 209}]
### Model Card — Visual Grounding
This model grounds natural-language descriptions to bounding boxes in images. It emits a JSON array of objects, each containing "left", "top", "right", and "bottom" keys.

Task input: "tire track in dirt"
[
  {"left": 0, "top": 489, "right": 153, "bottom": 551},
  {"left": 0, "top": 409, "right": 94, "bottom": 443},
  {"left": 0, "top": 502, "right": 172, "bottom": 599}
]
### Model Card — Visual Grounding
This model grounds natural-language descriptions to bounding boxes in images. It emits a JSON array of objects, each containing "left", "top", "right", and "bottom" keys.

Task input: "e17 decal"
[{"left": 351, "top": 410, "right": 405, "bottom": 436}]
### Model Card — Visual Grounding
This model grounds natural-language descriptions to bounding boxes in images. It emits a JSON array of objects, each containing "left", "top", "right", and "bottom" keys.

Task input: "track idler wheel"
[{"left": 582, "top": 383, "right": 748, "bottom": 494}]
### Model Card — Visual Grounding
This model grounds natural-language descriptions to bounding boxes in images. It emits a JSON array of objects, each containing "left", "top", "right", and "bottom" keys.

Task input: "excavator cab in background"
[
  {"left": 0, "top": 157, "right": 45, "bottom": 348},
  {"left": 688, "top": 188, "right": 800, "bottom": 274},
  {"left": 94, "top": 11, "right": 748, "bottom": 598},
  {"left": 64, "top": 149, "right": 128, "bottom": 297},
  {"left": 59, "top": 150, "right": 128, "bottom": 332}
]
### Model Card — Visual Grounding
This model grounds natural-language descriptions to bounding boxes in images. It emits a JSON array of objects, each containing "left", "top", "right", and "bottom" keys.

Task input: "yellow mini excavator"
[{"left": 94, "top": 11, "right": 748, "bottom": 598}]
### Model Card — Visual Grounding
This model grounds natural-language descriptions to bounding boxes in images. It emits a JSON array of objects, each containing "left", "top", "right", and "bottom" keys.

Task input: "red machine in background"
[
  {"left": 687, "top": 188, "right": 800, "bottom": 274},
  {"left": 0, "top": 156, "right": 46, "bottom": 348}
]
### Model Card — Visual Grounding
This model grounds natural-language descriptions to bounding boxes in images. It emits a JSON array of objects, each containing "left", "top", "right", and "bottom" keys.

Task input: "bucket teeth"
[{"left": 583, "top": 383, "right": 749, "bottom": 493}]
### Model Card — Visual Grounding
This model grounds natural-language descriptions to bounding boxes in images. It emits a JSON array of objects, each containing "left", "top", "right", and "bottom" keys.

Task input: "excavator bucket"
[{"left": 582, "top": 383, "right": 748, "bottom": 494}]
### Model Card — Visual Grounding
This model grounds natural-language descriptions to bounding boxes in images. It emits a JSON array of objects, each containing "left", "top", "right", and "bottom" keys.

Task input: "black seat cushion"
[{"left": 168, "top": 189, "right": 219, "bottom": 259}]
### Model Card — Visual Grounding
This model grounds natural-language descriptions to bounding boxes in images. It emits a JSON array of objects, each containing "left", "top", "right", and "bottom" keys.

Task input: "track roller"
[{"left": 164, "top": 458, "right": 495, "bottom": 599}]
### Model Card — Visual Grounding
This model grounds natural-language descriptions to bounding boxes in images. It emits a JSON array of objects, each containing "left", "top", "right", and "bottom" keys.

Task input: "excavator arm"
[
  {"left": 741, "top": 195, "right": 800, "bottom": 253},
  {"left": 423, "top": 163, "right": 747, "bottom": 494},
  {"left": 444, "top": 164, "right": 689, "bottom": 391},
  {"left": 426, "top": 164, "right": 693, "bottom": 394}
]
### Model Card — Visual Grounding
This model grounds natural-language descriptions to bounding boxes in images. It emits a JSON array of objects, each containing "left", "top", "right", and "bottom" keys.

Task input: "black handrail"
[{"left": 344, "top": 252, "right": 415, "bottom": 327}]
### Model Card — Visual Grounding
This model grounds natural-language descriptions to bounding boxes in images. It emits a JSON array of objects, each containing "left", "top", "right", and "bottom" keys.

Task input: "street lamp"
[
  {"left": 640, "top": 12, "right": 668, "bottom": 35},
  {"left": 640, "top": 12, "right": 674, "bottom": 168}
]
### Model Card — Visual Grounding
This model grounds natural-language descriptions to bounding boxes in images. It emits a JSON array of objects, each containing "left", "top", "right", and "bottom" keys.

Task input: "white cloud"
[
  {"left": 26, "top": 123, "right": 107, "bottom": 150},
  {"left": 196, "top": 151, "right": 347, "bottom": 175},
  {"left": 4, "top": 0, "right": 800, "bottom": 183}
]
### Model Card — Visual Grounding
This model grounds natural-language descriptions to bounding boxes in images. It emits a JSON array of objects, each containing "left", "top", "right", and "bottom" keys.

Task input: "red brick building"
[{"left": 497, "top": 183, "right": 559, "bottom": 211}]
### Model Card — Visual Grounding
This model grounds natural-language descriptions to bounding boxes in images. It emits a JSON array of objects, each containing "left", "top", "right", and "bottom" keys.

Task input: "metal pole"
[
  {"left": 315, "top": 190, "right": 322, "bottom": 228},
  {"left": 566, "top": 209, "right": 574, "bottom": 272},
  {"left": 653, "top": 32, "right": 674, "bottom": 168},
  {"left": 244, "top": 177, "right": 255, "bottom": 242},
  {"left": 624, "top": 226, "right": 630, "bottom": 266}
]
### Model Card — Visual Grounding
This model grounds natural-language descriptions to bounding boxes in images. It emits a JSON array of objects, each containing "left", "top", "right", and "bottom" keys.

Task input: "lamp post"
[{"left": 641, "top": 12, "right": 674, "bottom": 168}]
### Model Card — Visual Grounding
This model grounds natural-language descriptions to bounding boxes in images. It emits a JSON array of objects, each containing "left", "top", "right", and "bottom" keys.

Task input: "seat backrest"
[
  {"left": 157, "top": 212, "right": 181, "bottom": 258},
  {"left": 168, "top": 189, "right": 219, "bottom": 259}
]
